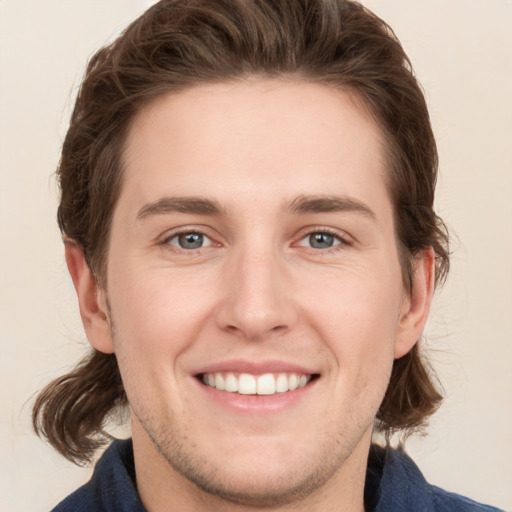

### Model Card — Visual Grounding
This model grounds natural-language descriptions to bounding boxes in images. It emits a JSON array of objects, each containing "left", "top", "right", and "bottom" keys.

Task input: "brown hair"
[{"left": 33, "top": 0, "right": 449, "bottom": 464}]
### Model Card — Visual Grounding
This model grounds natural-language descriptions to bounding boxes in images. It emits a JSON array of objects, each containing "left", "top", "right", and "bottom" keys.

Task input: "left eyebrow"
[
  {"left": 136, "top": 196, "right": 225, "bottom": 221},
  {"left": 286, "top": 194, "right": 376, "bottom": 220}
]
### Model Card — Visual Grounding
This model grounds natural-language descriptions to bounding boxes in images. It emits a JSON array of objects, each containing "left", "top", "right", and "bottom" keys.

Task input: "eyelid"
[
  {"left": 160, "top": 226, "right": 220, "bottom": 249},
  {"left": 293, "top": 227, "right": 353, "bottom": 249},
  {"left": 158, "top": 225, "right": 352, "bottom": 251},
  {"left": 168, "top": 232, "right": 213, "bottom": 248}
]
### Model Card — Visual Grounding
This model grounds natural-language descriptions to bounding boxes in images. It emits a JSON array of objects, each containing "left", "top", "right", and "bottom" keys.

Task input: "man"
[{"left": 32, "top": 1, "right": 503, "bottom": 510}]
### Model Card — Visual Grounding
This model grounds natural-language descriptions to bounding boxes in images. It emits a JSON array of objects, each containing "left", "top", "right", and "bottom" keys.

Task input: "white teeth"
[
  {"left": 275, "top": 373, "right": 289, "bottom": 393},
  {"left": 238, "top": 373, "right": 256, "bottom": 394},
  {"left": 256, "top": 373, "right": 275, "bottom": 395},
  {"left": 215, "top": 373, "right": 225, "bottom": 391},
  {"left": 225, "top": 372, "right": 238, "bottom": 392},
  {"left": 202, "top": 371, "right": 312, "bottom": 395},
  {"left": 288, "top": 374, "right": 299, "bottom": 391}
]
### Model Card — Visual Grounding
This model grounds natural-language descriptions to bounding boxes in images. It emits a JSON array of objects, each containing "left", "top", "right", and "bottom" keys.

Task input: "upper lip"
[{"left": 193, "top": 359, "right": 319, "bottom": 376}]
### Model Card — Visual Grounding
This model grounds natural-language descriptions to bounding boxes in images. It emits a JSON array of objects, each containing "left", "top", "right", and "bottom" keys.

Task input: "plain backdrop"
[{"left": 1, "top": 1, "right": 511, "bottom": 510}]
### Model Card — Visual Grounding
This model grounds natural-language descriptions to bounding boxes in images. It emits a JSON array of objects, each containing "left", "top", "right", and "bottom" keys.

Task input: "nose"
[{"left": 214, "top": 246, "right": 298, "bottom": 341}]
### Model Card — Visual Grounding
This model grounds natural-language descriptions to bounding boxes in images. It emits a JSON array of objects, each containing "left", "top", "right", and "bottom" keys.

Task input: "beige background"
[{"left": 1, "top": 1, "right": 511, "bottom": 510}]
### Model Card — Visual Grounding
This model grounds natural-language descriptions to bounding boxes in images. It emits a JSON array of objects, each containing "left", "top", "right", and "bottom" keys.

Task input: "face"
[{"left": 81, "top": 80, "right": 430, "bottom": 509}]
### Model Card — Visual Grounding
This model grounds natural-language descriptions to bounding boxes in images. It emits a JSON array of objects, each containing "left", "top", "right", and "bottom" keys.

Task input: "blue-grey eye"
[
  {"left": 309, "top": 233, "right": 335, "bottom": 249},
  {"left": 169, "top": 232, "right": 212, "bottom": 249},
  {"left": 297, "top": 232, "right": 342, "bottom": 249}
]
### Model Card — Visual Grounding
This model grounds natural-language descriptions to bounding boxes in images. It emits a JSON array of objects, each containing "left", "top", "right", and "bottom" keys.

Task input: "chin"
[
  {"left": 139, "top": 415, "right": 346, "bottom": 507},
  {"left": 171, "top": 456, "right": 340, "bottom": 508}
]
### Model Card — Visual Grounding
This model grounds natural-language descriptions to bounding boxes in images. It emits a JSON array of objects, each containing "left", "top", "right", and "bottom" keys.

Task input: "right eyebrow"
[{"left": 136, "top": 197, "right": 225, "bottom": 221}]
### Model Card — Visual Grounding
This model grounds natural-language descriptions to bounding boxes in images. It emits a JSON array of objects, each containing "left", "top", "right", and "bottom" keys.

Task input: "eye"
[
  {"left": 167, "top": 232, "right": 213, "bottom": 250},
  {"left": 297, "top": 231, "right": 345, "bottom": 249}
]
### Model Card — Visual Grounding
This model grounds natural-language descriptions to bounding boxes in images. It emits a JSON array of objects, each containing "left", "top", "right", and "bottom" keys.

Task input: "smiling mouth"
[{"left": 200, "top": 372, "right": 318, "bottom": 396}]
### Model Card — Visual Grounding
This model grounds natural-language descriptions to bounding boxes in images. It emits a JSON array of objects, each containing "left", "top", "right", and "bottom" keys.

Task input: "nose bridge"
[{"left": 216, "top": 239, "right": 296, "bottom": 340}]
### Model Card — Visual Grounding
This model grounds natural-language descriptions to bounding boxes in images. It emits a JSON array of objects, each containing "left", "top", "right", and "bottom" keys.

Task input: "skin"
[{"left": 66, "top": 80, "right": 434, "bottom": 511}]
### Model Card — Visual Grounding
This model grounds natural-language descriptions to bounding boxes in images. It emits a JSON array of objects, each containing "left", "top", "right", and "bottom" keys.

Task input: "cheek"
[
  {"left": 302, "top": 267, "right": 402, "bottom": 376},
  {"left": 107, "top": 276, "right": 202, "bottom": 415},
  {"left": 105, "top": 266, "right": 206, "bottom": 387},
  {"left": 110, "top": 261, "right": 211, "bottom": 333}
]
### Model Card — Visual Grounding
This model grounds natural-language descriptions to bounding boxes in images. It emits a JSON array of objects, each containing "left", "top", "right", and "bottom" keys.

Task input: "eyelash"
[
  {"left": 295, "top": 228, "right": 352, "bottom": 252},
  {"left": 162, "top": 228, "right": 215, "bottom": 251},
  {"left": 160, "top": 227, "right": 352, "bottom": 253}
]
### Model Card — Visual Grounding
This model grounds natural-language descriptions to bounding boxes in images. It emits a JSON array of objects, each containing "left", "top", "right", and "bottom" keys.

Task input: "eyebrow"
[
  {"left": 136, "top": 194, "right": 376, "bottom": 221},
  {"left": 287, "top": 194, "right": 376, "bottom": 219},
  {"left": 136, "top": 197, "right": 225, "bottom": 220}
]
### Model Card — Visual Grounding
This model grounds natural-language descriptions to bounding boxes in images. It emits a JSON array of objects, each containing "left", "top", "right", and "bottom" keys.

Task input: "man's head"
[{"left": 34, "top": 0, "right": 448, "bottom": 485}]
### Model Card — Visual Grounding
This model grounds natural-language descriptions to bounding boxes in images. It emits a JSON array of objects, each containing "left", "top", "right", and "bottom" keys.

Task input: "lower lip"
[{"left": 194, "top": 377, "right": 318, "bottom": 413}]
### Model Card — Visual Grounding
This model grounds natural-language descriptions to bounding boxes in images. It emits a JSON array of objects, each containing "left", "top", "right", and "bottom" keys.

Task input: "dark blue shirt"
[{"left": 51, "top": 439, "right": 504, "bottom": 511}]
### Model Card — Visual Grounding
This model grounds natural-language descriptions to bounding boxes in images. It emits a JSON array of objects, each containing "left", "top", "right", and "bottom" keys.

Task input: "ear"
[
  {"left": 394, "top": 247, "right": 435, "bottom": 359},
  {"left": 65, "top": 242, "right": 115, "bottom": 354}
]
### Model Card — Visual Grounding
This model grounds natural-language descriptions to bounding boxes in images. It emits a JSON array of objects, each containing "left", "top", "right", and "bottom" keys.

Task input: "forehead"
[{"left": 120, "top": 80, "right": 389, "bottom": 215}]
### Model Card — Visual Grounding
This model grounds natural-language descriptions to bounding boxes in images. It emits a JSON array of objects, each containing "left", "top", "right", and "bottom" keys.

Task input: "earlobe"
[
  {"left": 394, "top": 247, "right": 435, "bottom": 359},
  {"left": 65, "top": 241, "right": 115, "bottom": 354}
]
